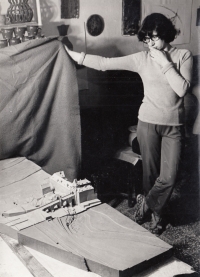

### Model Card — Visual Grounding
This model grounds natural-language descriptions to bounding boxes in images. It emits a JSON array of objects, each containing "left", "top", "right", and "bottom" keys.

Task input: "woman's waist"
[{"left": 138, "top": 102, "right": 185, "bottom": 125}]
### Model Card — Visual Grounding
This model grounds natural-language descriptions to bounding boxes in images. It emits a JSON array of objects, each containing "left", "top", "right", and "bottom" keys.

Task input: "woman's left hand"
[{"left": 149, "top": 47, "right": 169, "bottom": 67}]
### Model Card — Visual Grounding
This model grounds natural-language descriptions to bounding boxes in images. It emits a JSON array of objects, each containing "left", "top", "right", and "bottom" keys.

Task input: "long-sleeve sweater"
[{"left": 83, "top": 47, "right": 193, "bottom": 125}]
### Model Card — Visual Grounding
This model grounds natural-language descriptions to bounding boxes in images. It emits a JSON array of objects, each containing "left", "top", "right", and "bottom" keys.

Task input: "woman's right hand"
[
  {"left": 64, "top": 45, "right": 82, "bottom": 64},
  {"left": 64, "top": 45, "right": 71, "bottom": 55},
  {"left": 149, "top": 47, "right": 170, "bottom": 67}
]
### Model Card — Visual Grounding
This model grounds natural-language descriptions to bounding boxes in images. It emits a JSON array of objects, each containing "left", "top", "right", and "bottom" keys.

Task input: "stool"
[
  {"left": 114, "top": 125, "right": 142, "bottom": 207},
  {"left": 91, "top": 147, "right": 142, "bottom": 208},
  {"left": 91, "top": 125, "right": 142, "bottom": 207},
  {"left": 115, "top": 146, "right": 142, "bottom": 207}
]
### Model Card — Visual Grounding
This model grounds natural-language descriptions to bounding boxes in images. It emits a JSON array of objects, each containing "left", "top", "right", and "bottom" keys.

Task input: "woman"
[{"left": 65, "top": 13, "right": 193, "bottom": 233}]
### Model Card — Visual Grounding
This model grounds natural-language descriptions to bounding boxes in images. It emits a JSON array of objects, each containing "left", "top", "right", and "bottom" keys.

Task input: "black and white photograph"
[{"left": 0, "top": 0, "right": 199, "bottom": 276}]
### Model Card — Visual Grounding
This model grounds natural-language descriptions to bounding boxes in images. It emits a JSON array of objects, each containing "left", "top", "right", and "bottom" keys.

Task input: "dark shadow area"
[
  {"left": 165, "top": 136, "right": 199, "bottom": 225},
  {"left": 80, "top": 70, "right": 143, "bottom": 177}
]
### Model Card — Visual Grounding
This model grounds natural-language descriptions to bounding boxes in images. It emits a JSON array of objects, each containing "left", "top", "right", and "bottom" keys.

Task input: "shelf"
[{"left": 0, "top": 22, "right": 41, "bottom": 29}]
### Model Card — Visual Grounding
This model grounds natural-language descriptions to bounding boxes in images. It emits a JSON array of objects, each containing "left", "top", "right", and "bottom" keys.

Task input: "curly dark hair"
[{"left": 137, "top": 13, "right": 180, "bottom": 43}]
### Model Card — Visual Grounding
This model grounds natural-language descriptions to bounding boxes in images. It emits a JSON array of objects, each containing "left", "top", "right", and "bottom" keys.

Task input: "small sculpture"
[
  {"left": 2, "top": 171, "right": 101, "bottom": 219},
  {"left": 7, "top": 0, "right": 33, "bottom": 24}
]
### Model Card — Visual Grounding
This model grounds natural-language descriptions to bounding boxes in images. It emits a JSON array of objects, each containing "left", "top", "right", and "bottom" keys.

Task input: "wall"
[
  {"left": 40, "top": 0, "right": 199, "bottom": 56},
  {"left": 1, "top": 0, "right": 198, "bottom": 54}
]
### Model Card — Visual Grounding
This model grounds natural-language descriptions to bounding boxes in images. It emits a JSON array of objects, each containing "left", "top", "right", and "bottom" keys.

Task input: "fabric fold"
[{"left": 0, "top": 37, "right": 81, "bottom": 181}]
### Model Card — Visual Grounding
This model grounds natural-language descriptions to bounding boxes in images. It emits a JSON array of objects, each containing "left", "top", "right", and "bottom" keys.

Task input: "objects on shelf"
[
  {"left": 0, "top": 25, "right": 45, "bottom": 48},
  {"left": 9, "top": 37, "right": 21, "bottom": 45},
  {"left": 27, "top": 25, "right": 41, "bottom": 36},
  {"left": 0, "top": 14, "right": 10, "bottom": 25},
  {"left": 14, "top": 26, "right": 26, "bottom": 37},
  {"left": 0, "top": 39, "right": 8, "bottom": 48}
]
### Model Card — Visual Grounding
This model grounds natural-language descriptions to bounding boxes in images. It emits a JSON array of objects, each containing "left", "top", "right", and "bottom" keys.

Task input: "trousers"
[{"left": 137, "top": 120, "right": 185, "bottom": 215}]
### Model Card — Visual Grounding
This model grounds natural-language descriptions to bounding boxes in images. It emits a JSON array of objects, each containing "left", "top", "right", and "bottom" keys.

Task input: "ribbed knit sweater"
[{"left": 83, "top": 47, "right": 193, "bottom": 125}]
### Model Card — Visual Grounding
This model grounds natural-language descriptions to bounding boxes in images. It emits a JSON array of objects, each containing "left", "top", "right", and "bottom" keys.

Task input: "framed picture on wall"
[
  {"left": 122, "top": 0, "right": 141, "bottom": 36},
  {"left": 61, "top": 0, "right": 79, "bottom": 19}
]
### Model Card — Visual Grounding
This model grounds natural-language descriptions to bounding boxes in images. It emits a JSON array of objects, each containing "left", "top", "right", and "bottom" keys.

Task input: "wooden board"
[
  {"left": 0, "top": 158, "right": 173, "bottom": 277},
  {"left": 0, "top": 234, "right": 195, "bottom": 277},
  {"left": 0, "top": 157, "right": 49, "bottom": 213},
  {"left": 18, "top": 204, "right": 173, "bottom": 277}
]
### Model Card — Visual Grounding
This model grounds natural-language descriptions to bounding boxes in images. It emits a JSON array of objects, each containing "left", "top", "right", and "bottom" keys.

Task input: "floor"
[
  {"left": 95, "top": 135, "right": 200, "bottom": 275},
  {"left": 0, "top": 236, "right": 32, "bottom": 277}
]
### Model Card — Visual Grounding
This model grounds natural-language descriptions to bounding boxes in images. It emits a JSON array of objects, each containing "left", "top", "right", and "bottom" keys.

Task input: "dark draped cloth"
[{"left": 0, "top": 37, "right": 81, "bottom": 181}]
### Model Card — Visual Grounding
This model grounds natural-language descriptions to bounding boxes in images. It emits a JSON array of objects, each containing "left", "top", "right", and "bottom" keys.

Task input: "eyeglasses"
[{"left": 143, "top": 35, "right": 160, "bottom": 44}]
